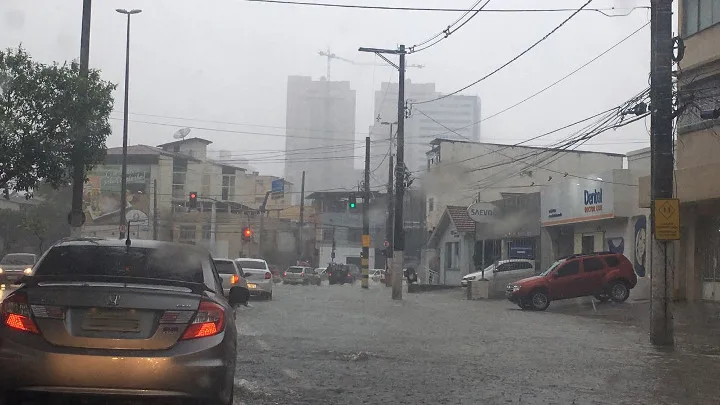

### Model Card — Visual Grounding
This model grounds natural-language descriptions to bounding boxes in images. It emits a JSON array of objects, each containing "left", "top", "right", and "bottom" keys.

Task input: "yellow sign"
[
  {"left": 653, "top": 198, "right": 680, "bottom": 241},
  {"left": 362, "top": 234, "right": 371, "bottom": 248}
]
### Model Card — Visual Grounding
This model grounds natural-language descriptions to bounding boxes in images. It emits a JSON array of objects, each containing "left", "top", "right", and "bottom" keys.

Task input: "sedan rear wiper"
[{"left": 17, "top": 274, "right": 212, "bottom": 295}]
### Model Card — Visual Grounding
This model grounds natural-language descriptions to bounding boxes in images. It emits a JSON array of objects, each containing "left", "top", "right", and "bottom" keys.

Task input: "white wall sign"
[
  {"left": 541, "top": 174, "right": 615, "bottom": 226},
  {"left": 467, "top": 202, "right": 499, "bottom": 223}
]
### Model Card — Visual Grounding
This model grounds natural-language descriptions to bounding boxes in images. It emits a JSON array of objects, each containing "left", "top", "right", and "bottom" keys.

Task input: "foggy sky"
[{"left": 0, "top": 0, "right": 666, "bottom": 179}]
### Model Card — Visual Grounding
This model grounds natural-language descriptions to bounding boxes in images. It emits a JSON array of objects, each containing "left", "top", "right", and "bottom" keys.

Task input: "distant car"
[
  {"left": 370, "top": 269, "right": 384, "bottom": 282},
  {"left": 283, "top": 266, "right": 321, "bottom": 286},
  {"left": 315, "top": 267, "right": 328, "bottom": 281},
  {"left": 461, "top": 259, "right": 536, "bottom": 292},
  {"left": 328, "top": 264, "right": 355, "bottom": 285},
  {"left": 235, "top": 258, "right": 273, "bottom": 300},
  {"left": 0, "top": 238, "right": 243, "bottom": 404},
  {"left": 507, "top": 252, "right": 638, "bottom": 311},
  {"left": 213, "top": 258, "right": 250, "bottom": 305},
  {"left": 0, "top": 253, "right": 37, "bottom": 285}
]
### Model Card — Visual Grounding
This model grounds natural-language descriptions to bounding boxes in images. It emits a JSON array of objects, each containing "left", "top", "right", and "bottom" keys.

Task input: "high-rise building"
[
  {"left": 285, "top": 76, "right": 357, "bottom": 203},
  {"left": 369, "top": 80, "right": 480, "bottom": 187}
]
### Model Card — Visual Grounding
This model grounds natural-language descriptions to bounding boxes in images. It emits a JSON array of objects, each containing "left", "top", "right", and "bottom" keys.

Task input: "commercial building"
[
  {"left": 368, "top": 80, "right": 481, "bottom": 185},
  {"left": 638, "top": 1, "right": 720, "bottom": 302},
  {"left": 284, "top": 76, "right": 357, "bottom": 201},
  {"left": 425, "top": 138, "right": 625, "bottom": 231}
]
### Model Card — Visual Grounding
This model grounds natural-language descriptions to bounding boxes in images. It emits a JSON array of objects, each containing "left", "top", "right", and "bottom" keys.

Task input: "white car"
[
  {"left": 235, "top": 258, "right": 273, "bottom": 300},
  {"left": 461, "top": 259, "right": 536, "bottom": 292}
]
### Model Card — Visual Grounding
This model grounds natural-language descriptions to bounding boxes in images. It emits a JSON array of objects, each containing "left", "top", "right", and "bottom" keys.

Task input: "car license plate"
[
  {"left": 247, "top": 283, "right": 257, "bottom": 289},
  {"left": 82, "top": 310, "right": 140, "bottom": 332}
]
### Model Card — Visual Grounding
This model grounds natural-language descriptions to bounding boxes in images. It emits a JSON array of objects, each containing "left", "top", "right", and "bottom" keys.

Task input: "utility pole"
[
  {"left": 258, "top": 191, "right": 271, "bottom": 258},
  {"left": 386, "top": 155, "right": 394, "bottom": 287},
  {"left": 152, "top": 179, "right": 158, "bottom": 240},
  {"left": 362, "top": 137, "right": 371, "bottom": 289},
  {"left": 649, "top": 0, "right": 675, "bottom": 346},
  {"left": 69, "top": 0, "right": 92, "bottom": 237},
  {"left": 298, "top": 171, "right": 306, "bottom": 260},
  {"left": 210, "top": 201, "right": 217, "bottom": 255},
  {"left": 359, "top": 44, "right": 407, "bottom": 300},
  {"left": 381, "top": 121, "right": 396, "bottom": 287}
]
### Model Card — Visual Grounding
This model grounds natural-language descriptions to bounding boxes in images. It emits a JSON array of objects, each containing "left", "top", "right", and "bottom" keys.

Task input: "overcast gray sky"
[{"left": 1, "top": 0, "right": 667, "bottom": 177}]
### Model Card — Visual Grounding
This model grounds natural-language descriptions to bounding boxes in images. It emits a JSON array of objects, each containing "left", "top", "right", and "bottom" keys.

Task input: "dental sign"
[{"left": 541, "top": 174, "right": 615, "bottom": 226}]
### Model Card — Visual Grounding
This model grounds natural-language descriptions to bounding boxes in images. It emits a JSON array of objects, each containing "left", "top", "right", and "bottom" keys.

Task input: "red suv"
[{"left": 506, "top": 252, "right": 637, "bottom": 311}]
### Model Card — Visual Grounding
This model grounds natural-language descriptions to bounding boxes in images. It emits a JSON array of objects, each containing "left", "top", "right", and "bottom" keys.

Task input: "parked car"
[
  {"left": 283, "top": 266, "right": 321, "bottom": 286},
  {"left": 316, "top": 267, "right": 328, "bottom": 281},
  {"left": 506, "top": 252, "right": 638, "bottom": 311},
  {"left": 0, "top": 253, "right": 37, "bottom": 285},
  {"left": 213, "top": 258, "right": 250, "bottom": 305},
  {"left": 235, "top": 258, "right": 274, "bottom": 300},
  {"left": 0, "top": 238, "right": 243, "bottom": 404},
  {"left": 327, "top": 263, "right": 355, "bottom": 285},
  {"left": 461, "top": 259, "right": 536, "bottom": 293}
]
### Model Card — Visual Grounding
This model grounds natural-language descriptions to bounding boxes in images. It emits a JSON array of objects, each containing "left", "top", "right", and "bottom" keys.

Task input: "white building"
[
  {"left": 285, "top": 76, "right": 357, "bottom": 202},
  {"left": 424, "top": 138, "right": 625, "bottom": 232},
  {"left": 369, "top": 80, "right": 480, "bottom": 186}
]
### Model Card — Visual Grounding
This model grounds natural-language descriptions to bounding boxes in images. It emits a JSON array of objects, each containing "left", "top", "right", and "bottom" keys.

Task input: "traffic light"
[
  {"left": 348, "top": 193, "right": 357, "bottom": 209},
  {"left": 241, "top": 227, "right": 253, "bottom": 241},
  {"left": 188, "top": 192, "right": 198, "bottom": 210}
]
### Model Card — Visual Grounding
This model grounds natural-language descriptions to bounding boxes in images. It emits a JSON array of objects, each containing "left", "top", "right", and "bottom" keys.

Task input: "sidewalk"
[{"left": 551, "top": 296, "right": 720, "bottom": 355}]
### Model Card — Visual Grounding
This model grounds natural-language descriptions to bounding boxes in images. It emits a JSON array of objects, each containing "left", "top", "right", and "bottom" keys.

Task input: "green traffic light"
[{"left": 350, "top": 203, "right": 356, "bottom": 208}]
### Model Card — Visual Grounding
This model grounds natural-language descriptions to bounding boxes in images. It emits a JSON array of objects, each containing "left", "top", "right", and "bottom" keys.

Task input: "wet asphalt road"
[
  {"left": 2, "top": 284, "right": 720, "bottom": 404},
  {"left": 233, "top": 282, "right": 720, "bottom": 405}
]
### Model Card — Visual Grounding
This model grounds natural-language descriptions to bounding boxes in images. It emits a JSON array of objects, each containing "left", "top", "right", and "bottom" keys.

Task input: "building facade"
[
  {"left": 638, "top": 1, "right": 720, "bottom": 302},
  {"left": 424, "top": 138, "right": 625, "bottom": 231},
  {"left": 369, "top": 80, "right": 481, "bottom": 186},
  {"left": 284, "top": 76, "right": 357, "bottom": 202}
]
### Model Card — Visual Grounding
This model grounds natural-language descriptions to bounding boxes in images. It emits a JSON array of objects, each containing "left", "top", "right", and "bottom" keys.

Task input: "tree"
[{"left": 0, "top": 45, "right": 116, "bottom": 194}]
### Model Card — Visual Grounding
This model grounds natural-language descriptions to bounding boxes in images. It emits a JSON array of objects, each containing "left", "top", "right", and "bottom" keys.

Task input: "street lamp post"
[{"left": 116, "top": 8, "right": 142, "bottom": 239}]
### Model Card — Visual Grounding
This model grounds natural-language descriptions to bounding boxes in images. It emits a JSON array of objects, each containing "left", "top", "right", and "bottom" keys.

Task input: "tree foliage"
[{"left": 0, "top": 45, "right": 116, "bottom": 194}]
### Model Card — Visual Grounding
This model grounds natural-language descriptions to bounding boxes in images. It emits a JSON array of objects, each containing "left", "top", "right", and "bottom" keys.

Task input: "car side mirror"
[{"left": 228, "top": 286, "right": 249, "bottom": 306}]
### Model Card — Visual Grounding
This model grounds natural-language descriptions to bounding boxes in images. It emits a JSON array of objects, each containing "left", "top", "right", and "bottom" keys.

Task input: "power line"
[
  {"left": 412, "top": 0, "right": 593, "bottom": 105},
  {"left": 244, "top": 0, "right": 648, "bottom": 15},
  {"left": 409, "top": 0, "right": 492, "bottom": 54}
]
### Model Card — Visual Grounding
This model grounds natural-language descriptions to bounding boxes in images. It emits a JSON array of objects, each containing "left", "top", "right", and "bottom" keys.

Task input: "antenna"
[{"left": 172, "top": 127, "right": 192, "bottom": 140}]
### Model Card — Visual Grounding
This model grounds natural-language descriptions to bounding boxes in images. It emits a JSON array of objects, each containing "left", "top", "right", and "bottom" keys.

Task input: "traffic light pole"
[{"left": 362, "top": 137, "right": 371, "bottom": 289}]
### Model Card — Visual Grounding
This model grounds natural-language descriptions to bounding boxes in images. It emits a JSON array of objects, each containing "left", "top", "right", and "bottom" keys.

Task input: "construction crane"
[{"left": 318, "top": 48, "right": 424, "bottom": 81}]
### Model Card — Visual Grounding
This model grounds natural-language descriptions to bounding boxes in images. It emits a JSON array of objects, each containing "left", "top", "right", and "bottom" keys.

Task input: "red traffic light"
[
  {"left": 242, "top": 227, "right": 253, "bottom": 241},
  {"left": 190, "top": 193, "right": 196, "bottom": 199}
]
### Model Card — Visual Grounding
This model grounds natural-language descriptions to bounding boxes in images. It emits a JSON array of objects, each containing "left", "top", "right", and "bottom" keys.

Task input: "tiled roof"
[{"left": 445, "top": 205, "right": 475, "bottom": 232}]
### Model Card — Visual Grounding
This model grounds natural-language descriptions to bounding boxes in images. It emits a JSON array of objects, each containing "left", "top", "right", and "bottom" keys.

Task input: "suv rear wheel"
[
  {"left": 530, "top": 290, "right": 550, "bottom": 311},
  {"left": 609, "top": 281, "right": 630, "bottom": 302}
]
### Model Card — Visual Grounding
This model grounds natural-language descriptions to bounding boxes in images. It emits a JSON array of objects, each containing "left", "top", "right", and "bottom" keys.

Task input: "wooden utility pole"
[
  {"left": 362, "top": 137, "right": 371, "bottom": 289},
  {"left": 153, "top": 179, "right": 158, "bottom": 240}
]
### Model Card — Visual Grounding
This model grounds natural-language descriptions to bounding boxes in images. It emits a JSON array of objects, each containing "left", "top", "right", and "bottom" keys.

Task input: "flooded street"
[{"left": 230, "top": 283, "right": 720, "bottom": 405}]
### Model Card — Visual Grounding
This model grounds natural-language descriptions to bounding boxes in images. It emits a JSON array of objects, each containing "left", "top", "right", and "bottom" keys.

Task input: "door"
[
  {"left": 581, "top": 236, "right": 594, "bottom": 254},
  {"left": 548, "top": 259, "right": 583, "bottom": 300},
  {"left": 581, "top": 257, "right": 606, "bottom": 295}
]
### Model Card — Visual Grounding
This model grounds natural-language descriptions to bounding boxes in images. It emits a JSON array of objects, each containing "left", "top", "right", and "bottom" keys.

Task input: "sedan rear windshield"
[
  {"left": 236, "top": 260, "right": 266, "bottom": 270},
  {"left": 1, "top": 254, "right": 35, "bottom": 265},
  {"left": 287, "top": 267, "right": 304, "bottom": 273},
  {"left": 34, "top": 245, "right": 205, "bottom": 283},
  {"left": 214, "top": 261, "right": 237, "bottom": 275}
]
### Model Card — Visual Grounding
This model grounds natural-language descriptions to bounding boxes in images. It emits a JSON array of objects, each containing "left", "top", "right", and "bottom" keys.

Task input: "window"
[
  {"left": 604, "top": 256, "right": 620, "bottom": 267},
  {"left": 445, "top": 242, "right": 460, "bottom": 269},
  {"left": 221, "top": 174, "right": 235, "bottom": 201},
  {"left": 583, "top": 257, "right": 605, "bottom": 272},
  {"left": 322, "top": 229, "right": 334, "bottom": 242},
  {"left": 347, "top": 228, "right": 362, "bottom": 243},
  {"left": 213, "top": 260, "right": 237, "bottom": 275},
  {"left": 172, "top": 164, "right": 187, "bottom": 199},
  {"left": 556, "top": 260, "right": 580, "bottom": 277},
  {"left": 202, "top": 225, "right": 211, "bottom": 240},
  {"left": 582, "top": 236, "right": 595, "bottom": 254},
  {"left": 495, "top": 263, "right": 512, "bottom": 273},
  {"left": 428, "top": 197, "right": 434, "bottom": 212},
  {"left": 683, "top": 0, "right": 720, "bottom": 36},
  {"left": 517, "top": 262, "right": 534, "bottom": 270},
  {"left": 201, "top": 174, "right": 211, "bottom": 197}
]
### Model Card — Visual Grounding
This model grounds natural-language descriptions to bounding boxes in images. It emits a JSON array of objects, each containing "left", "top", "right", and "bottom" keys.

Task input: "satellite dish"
[{"left": 173, "top": 127, "right": 192, "bottom": 140}]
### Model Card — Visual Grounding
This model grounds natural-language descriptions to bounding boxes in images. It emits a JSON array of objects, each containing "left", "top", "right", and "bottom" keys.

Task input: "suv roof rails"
[{"left": 561, "top": 251, "right": 618, "bottom": 260}]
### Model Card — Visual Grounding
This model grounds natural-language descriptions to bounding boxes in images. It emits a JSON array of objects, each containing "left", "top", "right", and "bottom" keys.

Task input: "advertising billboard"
[
  {"left": 541, "top": 173, "right": 615, "bottom": 226},
  {"left": 83, "top": 165, "right": 152, "bottom": 229}
]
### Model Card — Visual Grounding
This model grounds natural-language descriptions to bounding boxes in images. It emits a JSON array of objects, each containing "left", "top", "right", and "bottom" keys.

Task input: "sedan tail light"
[
  {"left": 283, "top": 271, "right": 287, "bottom": 277},
  {"left": 1, "top": 292, "right": 39, "bottom": 334},
  {"left": 230, "top": 274, "right": 239, "bottom": 284},
  {"left": 181, "top": 301, "right": 225, "bottom": 340},
  {"left": 265, "top": 272, "right": 272, "bottom": 280}
]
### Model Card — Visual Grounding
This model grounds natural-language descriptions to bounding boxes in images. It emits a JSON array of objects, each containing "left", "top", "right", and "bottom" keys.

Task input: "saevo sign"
[{"left": 467, "top": 202, "right": 499, "bottom": 223}]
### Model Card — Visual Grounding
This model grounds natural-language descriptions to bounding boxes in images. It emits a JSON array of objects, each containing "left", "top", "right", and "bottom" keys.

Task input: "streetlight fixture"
[{"left": 116, "top": 8, "right": 142, "bottom": 239}]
